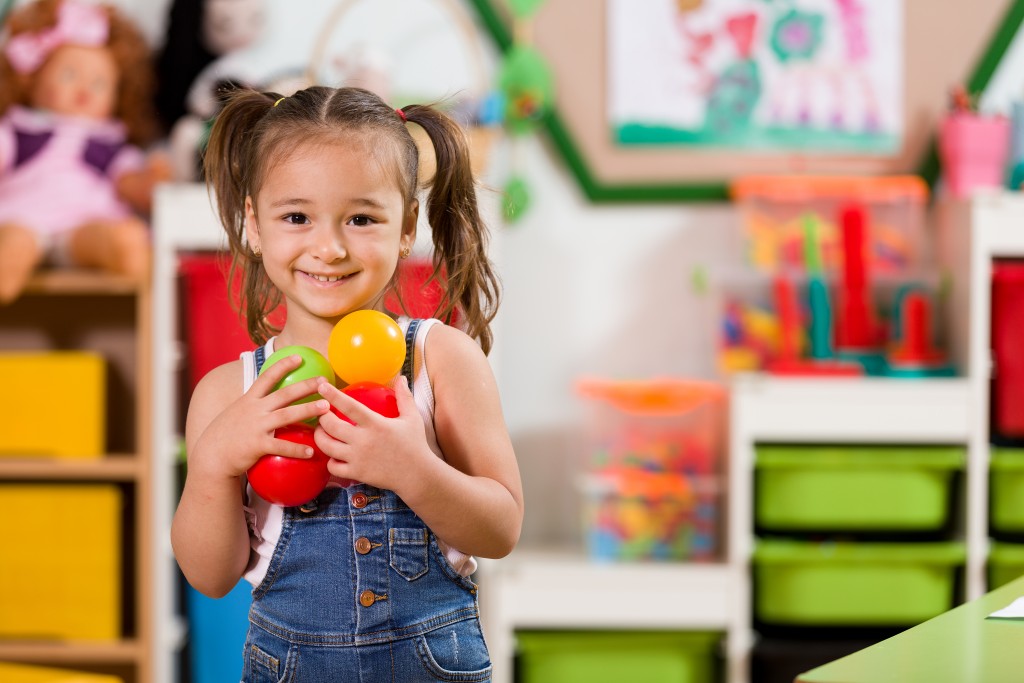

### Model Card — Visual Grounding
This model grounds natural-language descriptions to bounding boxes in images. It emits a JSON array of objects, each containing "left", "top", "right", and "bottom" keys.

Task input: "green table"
[{"left": 797, "top": 575, "right": 1024, "bottom": 682}]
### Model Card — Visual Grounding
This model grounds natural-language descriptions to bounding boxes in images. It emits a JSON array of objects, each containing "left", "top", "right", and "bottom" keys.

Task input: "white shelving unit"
[{"left": 151, "top": 183, "right": 227, "bottom": 683}]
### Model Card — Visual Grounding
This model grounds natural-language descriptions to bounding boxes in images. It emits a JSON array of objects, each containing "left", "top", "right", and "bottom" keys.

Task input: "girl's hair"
[
  {"left": 204, "top": 86, "right": 501, "bottom": 354},
  {"left": 0, "top": 0, "right": 159, "bottom": 145}
]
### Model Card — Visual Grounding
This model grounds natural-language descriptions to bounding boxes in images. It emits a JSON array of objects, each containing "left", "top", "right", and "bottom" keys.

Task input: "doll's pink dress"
[{"left": 0, "top": 105, "right": 145, "bottom": 242}]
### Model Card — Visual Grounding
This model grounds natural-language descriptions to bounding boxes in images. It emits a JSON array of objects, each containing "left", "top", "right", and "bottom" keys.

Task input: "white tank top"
[{"left": 240, "top": 317, "right": 478, "bottom": 586}]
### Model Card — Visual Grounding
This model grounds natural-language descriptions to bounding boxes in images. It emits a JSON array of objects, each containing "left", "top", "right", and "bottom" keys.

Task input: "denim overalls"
[{"left": 242, "top": 320, "right": 492, "bottom": 682}]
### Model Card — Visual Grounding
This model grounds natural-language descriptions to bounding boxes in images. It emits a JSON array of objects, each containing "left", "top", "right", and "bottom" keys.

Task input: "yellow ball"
[{"left": 328, "top": 310, "right": 406, "bottom": 385}]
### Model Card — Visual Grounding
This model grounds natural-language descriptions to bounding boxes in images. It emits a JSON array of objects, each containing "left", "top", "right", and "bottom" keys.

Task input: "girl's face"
[
  {"left": 245, "top": 139, "right": 416, "bottom": 330},
  {"left": 31, "top": 44, "right": 118, "bottom": 120}
]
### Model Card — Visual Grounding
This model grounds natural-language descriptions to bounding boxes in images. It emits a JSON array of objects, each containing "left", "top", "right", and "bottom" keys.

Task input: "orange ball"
[{"left": 328, "top": 310, "right": 406, "bottom": 385}]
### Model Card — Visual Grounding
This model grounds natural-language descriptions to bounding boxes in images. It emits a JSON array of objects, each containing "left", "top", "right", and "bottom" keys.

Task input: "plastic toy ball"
[
  {"left": 328, "top": 310, "right": 406, "bottom": 385},
  {"left": 247, "top": 424, "right": 330, "bottom": 506},
  {"left": 331, "top": 381, "right": 400, "bottom": 424},
  {"left": 260, "top": 345, "right": 335, "bottom": 406}
]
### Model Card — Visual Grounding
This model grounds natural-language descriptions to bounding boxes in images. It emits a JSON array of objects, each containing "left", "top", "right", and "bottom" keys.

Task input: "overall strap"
[
  {"left": 402, "top": 318, "right": 422, "bottom": 394},
  {"left": 253, "top": 345, "right": 267, "bottom": 375}
]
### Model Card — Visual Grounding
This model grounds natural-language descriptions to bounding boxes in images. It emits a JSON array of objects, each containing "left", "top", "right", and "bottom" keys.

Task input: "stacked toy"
[{"left": 246, "top": 311, "right": 404, "bottom": 506}]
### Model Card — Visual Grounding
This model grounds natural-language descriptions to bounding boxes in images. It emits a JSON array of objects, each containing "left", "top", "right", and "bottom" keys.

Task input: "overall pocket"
[{"left": 390, "top": 527, "right": 429, "bottom": 580}]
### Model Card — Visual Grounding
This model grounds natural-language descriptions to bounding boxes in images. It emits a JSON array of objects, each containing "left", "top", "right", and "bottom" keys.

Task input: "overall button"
[
  {"left": 355, "top": 537, "right": 373, "bottom": 555},
  {"left": 351, "top": 492, "right": 369, "bottom": 509},
  {"left": 359, "top": 589, "right": 386, "bottom": 607}
]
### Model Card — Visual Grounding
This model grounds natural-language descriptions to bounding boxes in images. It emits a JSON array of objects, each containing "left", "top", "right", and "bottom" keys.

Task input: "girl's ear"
[{"left": 244, "top": 196, "right": 261, "bottom": 254}]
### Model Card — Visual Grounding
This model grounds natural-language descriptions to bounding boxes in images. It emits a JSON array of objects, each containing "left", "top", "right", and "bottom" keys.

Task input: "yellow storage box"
[
  {"left": 0, "top": 484, "right": 121, "bottom": 640},
  {"left": 0, "top": 663, "right": 122, "bottom": 682},
  {"left": 0, "top": 352, "right": 105, "bottom": 458}
]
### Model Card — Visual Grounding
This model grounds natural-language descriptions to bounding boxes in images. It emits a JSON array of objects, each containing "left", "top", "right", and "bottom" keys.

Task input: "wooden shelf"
[
  {"left": 0, "top": 455, "right": 140, "bottom": 481},
  {"left": 24, "top": 270, "right": 139, "bottom": 296},
  {"left": 0, "top": 638, "right": 141, "bottom": 664}
]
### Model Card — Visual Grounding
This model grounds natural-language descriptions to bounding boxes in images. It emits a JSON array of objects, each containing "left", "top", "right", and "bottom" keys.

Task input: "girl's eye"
[
  {"left": 350, "top": 215, "right": 374, "bottom": 227},
  {"left": 283, "top": 213, "right": 309, "bottom": 225}
]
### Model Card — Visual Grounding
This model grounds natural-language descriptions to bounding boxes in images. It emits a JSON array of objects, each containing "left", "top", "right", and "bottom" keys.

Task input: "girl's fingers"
[
  {"left": 317, "top": 381, "right": 373, "bottom": 423},
  {"left": 317, "top": 408, "right": 357, "bottom": 440},
  {"left": 267, "top": 376, "right": 330, "bottom": 407},
  {"left": 263, "top": 436, "right": 315, "bottom": 459},
  {"left": 275, "top": 400, "right": 331, "bottom": 428},
  {"left": 250, "top": 354, "right": 304, "bottom": 395}
]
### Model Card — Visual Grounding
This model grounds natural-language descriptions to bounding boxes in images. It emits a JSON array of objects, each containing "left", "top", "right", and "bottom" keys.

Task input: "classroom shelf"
[
  {"left": 0, "top": 456, "right": 141, "bottom": 480},
  {"left": 0, "top": 270, "right": 155, "bottom": 681}
]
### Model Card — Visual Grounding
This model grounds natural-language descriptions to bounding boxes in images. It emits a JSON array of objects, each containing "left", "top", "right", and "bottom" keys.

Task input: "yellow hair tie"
[{"left": 273, "top": 97, "right": 286, "bottom": 107}]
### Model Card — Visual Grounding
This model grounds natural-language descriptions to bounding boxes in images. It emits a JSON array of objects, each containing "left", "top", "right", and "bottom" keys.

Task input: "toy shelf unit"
[
  {"left": 728, "top": 375, "right": 973, "bottom": 683},
  {"left": 0, "top": 269, "right": 154, "bottom": 683}
]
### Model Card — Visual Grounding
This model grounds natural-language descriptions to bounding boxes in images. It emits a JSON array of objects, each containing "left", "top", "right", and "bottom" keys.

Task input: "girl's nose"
[{"left": 312, "top": 229, "right": 346, "bottom": 261}]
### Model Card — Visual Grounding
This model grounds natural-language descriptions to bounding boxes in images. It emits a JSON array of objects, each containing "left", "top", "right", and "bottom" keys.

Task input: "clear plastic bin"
[
  {"left": 731, "top": 175, "right": 928, "bottom": 276},
  {"left": 575, "top": 378, "right": 725, "bottom": 476},
  {"left": 581, "top": 471, "right": 719, "bottom": 562}
]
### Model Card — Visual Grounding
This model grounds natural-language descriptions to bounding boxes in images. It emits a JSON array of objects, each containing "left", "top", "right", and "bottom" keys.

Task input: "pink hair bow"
[{"left": 4, "top": 1, "right": 110, "bottom": 75}]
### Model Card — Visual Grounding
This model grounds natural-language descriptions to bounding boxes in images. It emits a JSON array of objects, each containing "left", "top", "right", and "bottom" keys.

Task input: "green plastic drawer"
[
  {"left": 516, "top": 630, "right": 720, "bottom": 683},
  {"left": 756, "top": 445, "right": 963, "bottom": 531},
  {"left": 753, "top": 540, "right": 965, "bottom": 626},
  {"left": 991, "top": 449, "right": 1024, "bottom": 533},
  {"left": 989, "top": 542, "right": 1024, "bottom": 589}
]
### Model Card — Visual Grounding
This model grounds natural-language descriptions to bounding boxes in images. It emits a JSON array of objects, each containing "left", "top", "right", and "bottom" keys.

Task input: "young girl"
[
  {"left": 171, "top": 85, "right": 522, "bottom": 682},
  {"left": 0, "top": 0, "right": 168, "bottom": 304}
]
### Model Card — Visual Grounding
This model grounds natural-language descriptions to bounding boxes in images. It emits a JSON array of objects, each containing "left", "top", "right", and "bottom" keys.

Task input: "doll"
[{"left": 0, "top": 0, "right": 169, "bottom": 304}]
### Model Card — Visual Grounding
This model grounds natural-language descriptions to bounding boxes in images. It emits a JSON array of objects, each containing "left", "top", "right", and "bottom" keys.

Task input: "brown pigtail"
[
  {"left": 402, "top": 105, "right": 501, "bottom": 355},
  {"left": 203, "top": 90, "right": 284, "bottom": 344}
]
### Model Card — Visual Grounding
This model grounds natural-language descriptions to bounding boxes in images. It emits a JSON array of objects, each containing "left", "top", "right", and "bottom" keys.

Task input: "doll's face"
[
  {"left": 203, "top": 0, "right": 265, "bottom": 55},
  {"left": 30, "top": 44, "right": 118, "bottom": 120}
]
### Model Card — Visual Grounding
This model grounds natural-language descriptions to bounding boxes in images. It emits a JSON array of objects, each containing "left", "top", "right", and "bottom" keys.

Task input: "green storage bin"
[
  {"left": 753, "top": 540, "right": 965, "bottom": 626},
  {"left": 989, "top": 542, "right": 1024, "bottom": 589},
  {"left": 756, "top": 445, "right": 963, "bottom": 531},
  {"left": 990, "top": 449, "right": 1024, "bottom": 533},
  {"left": 516, "top": 630, "right": 720, "bottom": 683}
]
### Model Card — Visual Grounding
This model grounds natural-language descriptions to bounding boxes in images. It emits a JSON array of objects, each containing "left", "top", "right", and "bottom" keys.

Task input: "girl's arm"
[
  {"left": 171, "top": 355, "right": 331, "bottom": 597},
  {"left": 316, "top": 324, "right": 523, "bottom": 559}
]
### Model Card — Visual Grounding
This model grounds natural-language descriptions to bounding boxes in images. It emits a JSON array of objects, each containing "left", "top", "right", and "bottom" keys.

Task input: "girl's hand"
[
  {"left": 190, "top": 355, "right": 331, "bottom": 481},
  {"left": 314, "top": 377, "right": 430, "bottom": 493}
]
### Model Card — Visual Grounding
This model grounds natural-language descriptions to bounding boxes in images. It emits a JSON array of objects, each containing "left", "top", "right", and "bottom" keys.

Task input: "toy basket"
[{"left": 306, "top": 0, "right": 500, "bottom": 180}]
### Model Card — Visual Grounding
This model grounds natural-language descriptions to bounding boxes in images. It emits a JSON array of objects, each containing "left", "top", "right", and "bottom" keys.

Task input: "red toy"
[{"left": 247, "top": 424, "right": 330, "bottom": 506}]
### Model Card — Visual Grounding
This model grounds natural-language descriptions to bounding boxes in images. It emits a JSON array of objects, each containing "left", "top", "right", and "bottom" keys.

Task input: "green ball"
[{"left": 260, "top": 345, "right": 336, "bottom": 407}]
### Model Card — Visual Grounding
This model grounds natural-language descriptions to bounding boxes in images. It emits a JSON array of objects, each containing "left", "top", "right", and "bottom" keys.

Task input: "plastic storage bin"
[
  {"left": 988, "top": 543, "right": 1024, "bottom": 589},
  {"left": 582, "top": 470, "right": 718, "bottom": 562},
  {"left": 753, "top": 540, "right": 964, "bottom": 626},
  {"left": 0, "top": 663, "right": 122, "bottom": 682},
  {"left": 0, "top": 484, "right": 121, "bottom": 640},
  {"left": 576, "top": 378, "right": 725, "bottom": 476},
  {"left": 990, "top": 448, "right": 1024, "bottom": 533},
  {"left": 0, "top": 351, "right": 105, "bottom": 458},
  {"left": 755, "top": 445, "right": 963, "bottom": 532},
  {"left": 179, "top": 254, "right": 258, "bottom": 392},
  {"left": 515, "top": 630, "right": 720, "bottom": 683},
  {"left": 731, "top": 175, "right": 928, "bottom": 276},
  {"left": 991, "top": 263, "right": 1024, "bottom": 438}
]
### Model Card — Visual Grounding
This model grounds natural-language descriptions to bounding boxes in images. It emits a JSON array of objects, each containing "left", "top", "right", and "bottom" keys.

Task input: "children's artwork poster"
[{"left": 608, "top": 0, "right": 903, "bottom": 153}]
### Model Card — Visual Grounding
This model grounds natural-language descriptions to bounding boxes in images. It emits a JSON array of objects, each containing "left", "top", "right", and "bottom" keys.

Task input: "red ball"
[
  {"left": 247, "top": 424, "right": 330, "bottom": 506},
  {"left": 331, "top": 382, "right": 399, "bottom": 423}
]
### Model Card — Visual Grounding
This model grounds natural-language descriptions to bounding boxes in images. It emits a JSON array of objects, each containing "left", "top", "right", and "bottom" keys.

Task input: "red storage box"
[
  {"left": 179, "top": 254, "right": 255, "bottom": 392},
  {"left": 992, "top": 262, "right": 1024, "bottom": 437}
]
